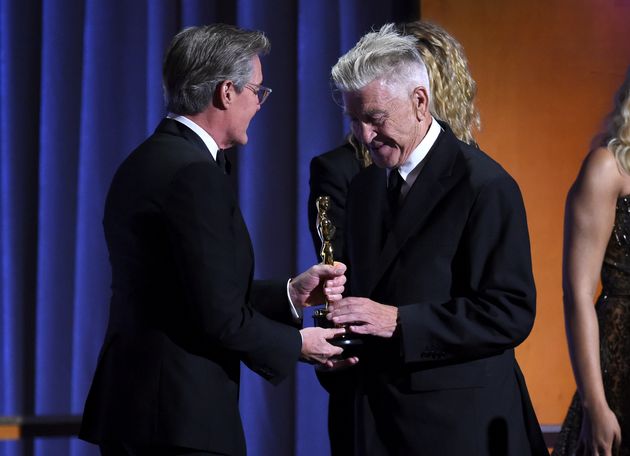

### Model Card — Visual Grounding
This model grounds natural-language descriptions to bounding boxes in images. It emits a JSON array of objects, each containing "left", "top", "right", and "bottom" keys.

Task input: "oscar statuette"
[{"left": 312, "top": 196, "right": 363, "bottom": 358}]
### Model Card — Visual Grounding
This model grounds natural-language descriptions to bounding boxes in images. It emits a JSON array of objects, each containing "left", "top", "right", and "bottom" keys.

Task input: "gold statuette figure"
[
  {"left": 317, "top": 196, "right": 336, "bottom": 259},
  {"left": 314, "top": 195, "right": 335, "bottom": 317},
  {"left": 316, "top": 196, "right": 335, "bottom": 309}
]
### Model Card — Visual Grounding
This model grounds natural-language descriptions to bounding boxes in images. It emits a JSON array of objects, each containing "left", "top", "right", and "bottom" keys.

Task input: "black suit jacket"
[
  {"left": 79, "top": 119, "right": 301, "bottom": 455},
  {"left": 341, "top": 124, "right": 547, "bottom": 455}
]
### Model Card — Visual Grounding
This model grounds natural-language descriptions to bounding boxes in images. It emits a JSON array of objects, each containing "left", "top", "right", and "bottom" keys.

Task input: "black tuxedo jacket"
[
  {"left": 79, "top": 119, "right": 301, "bottom": 455},
  {"left": 341, "top": 124, "right": 548, "bottom": 455}
]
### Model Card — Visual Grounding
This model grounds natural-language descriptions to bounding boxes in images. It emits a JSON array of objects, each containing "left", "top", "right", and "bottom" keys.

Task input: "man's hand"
[
  {"left": 316, "top": 356, "right": 360, "bottom": 372},
  {"left": 289, "top": 262, "right": 346, "bottom": 308},
  {"left": 300, "top": 327, "right": 346, "bottom": 367},
  {"left": 328, "top": 297, "right": 398, "bottom": 338}
]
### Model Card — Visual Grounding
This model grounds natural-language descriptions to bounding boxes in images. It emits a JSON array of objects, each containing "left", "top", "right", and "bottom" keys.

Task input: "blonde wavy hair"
[
  {"left": 352, "top": 21, "right": 481, "bottom": 167},
  {"left": 402, "top": 21, "right": 480, "bottom": 145},
  {"left": 602, "top": 69, "right": 630, "bottom": 174}
]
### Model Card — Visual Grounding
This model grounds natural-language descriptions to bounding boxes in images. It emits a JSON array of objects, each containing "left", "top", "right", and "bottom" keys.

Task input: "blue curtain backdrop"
[{"left": 0, "top": 1, "right": 416, "bottom": 455}]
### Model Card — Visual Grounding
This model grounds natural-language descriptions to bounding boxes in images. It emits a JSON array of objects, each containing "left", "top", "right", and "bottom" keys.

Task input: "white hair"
[{"left": 331, "top": 23, "right": 430, "bottom": 98}]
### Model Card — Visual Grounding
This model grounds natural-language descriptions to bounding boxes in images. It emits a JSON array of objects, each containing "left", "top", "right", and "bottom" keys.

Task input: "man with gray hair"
[
  {"left": 324, "top": 23, "right": 548, "bottom": 455},
  {"left": 79, "top": 24, "right": 347, "bottom": 456}
]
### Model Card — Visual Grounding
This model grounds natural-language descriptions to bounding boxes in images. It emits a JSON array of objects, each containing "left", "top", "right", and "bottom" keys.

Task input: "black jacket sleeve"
[{"left": 163, "top": 161, "right": 301, "bottom": 383}]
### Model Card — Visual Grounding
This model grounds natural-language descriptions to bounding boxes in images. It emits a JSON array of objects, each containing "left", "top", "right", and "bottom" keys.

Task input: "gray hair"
[
  {"left": 163, "top": 23, "right": 270, "bottom": 115},
  {"left": 332, "top": 23, "right": 430, "bottom": 98}
]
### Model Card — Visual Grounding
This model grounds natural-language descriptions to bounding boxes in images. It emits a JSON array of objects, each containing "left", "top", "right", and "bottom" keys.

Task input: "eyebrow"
[{"left": 344, "top": 108, "right": 388, "bottom": 119}]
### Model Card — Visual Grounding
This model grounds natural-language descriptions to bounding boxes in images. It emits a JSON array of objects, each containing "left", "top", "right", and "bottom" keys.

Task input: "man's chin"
[
  {"left": 235, "top": 135, "right": 248, "bottom": 147},
  {"left": 370, "top": 149, "right": 398, "bottom": 169}
]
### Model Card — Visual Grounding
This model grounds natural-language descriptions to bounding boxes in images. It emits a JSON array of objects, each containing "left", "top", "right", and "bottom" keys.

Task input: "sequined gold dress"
[{"left": 554, "top": 196, "right": 630, "bottom": 455}]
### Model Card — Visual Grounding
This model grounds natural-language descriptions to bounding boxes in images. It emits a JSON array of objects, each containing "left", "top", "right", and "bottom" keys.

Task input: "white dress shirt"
[
  {"left": 168, "top": 114, "right": 220, "bottom": 161},
  {"left": 386, "top": 116, "right": 442, "bottom": 200}
]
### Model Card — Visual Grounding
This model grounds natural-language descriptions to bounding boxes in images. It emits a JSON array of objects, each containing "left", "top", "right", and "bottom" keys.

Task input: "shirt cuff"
[{"left": 287, "top": 278, "right": 304, "bottom": 322}]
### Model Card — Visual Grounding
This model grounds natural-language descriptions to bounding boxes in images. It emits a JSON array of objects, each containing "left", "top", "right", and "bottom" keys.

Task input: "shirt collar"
[
  {"left": 168, "top": 114, "right": 220, "bottom": 161},
  {"left": 396, "top": 116, "right": 442, "bottom": 181}
]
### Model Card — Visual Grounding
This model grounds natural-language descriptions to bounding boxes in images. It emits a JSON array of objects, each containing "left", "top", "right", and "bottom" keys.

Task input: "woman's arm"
[{"left": 563, "top": 146, "right": 623, "bottom": 456}]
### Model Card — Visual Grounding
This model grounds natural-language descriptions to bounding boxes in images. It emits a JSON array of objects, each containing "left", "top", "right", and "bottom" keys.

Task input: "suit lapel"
[{"left": 367, "top": 127, "right": 466, "bottom": 297}]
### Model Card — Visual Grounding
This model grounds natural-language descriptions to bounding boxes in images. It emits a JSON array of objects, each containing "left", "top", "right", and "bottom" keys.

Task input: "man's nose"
[{"left": 355, "top": 122, "right": 376, "bottom": 144}]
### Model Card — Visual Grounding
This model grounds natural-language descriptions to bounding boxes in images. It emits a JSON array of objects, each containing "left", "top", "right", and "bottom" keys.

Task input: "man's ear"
[
  {"left": 413, "top": 86, "right": 430, "bottom": 122},
  {"left": 214, "top": 80, "right": 234, "bottom": 110}
]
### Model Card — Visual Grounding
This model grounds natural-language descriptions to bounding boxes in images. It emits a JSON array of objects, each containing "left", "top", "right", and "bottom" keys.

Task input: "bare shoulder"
[
  {"left": 583, "top": 146, "right": 621, "bottom": 177},
  {"left": 575, "top": 146, "right": 628, "bottom": 198}
]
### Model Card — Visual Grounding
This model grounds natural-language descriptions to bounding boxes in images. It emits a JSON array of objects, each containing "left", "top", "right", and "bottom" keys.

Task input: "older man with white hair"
[{"left": 324, "top": 23, "right": 548, "bottom": 455}]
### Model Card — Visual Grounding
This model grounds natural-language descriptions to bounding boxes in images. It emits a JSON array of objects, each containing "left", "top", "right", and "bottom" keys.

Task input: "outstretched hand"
[
  {"left": 300, "top": 327, "right": 347, "bottom": 367},
  {"left": 289, "top": 262, "right": 346, "bottom": 308}
]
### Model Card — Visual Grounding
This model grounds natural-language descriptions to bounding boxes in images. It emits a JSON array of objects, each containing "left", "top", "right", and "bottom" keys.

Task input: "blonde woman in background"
[
  {"left": 308, "top": 21, "right": 482, "bottom": 455},
  {"left": 554, "top": 69, "right": 630, "bottom": 456},
  {"left": 401, "top": 20, "right": 480, "bottom": 146}
]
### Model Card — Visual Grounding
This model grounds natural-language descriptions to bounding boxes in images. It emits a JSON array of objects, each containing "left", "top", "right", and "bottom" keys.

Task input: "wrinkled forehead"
[{"left": 341, "top": 79, "right": 405, "bottom": 117}]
